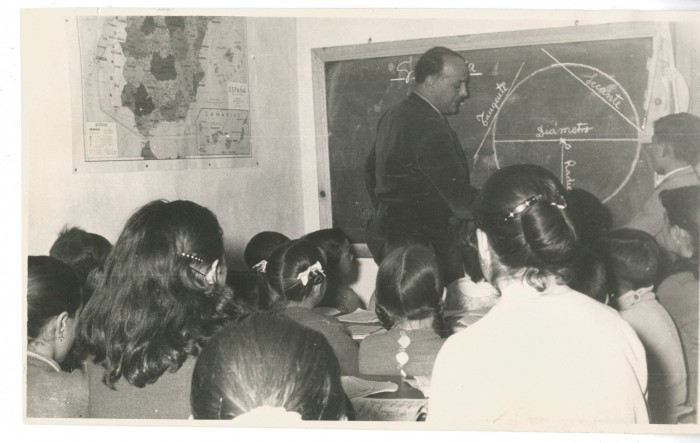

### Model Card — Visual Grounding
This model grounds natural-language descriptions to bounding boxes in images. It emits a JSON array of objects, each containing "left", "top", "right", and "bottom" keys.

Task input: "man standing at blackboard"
[{"left": 364, "top": 46, "right": 477, "bottom": 284}]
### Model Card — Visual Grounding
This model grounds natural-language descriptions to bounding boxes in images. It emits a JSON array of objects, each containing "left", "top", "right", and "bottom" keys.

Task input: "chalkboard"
[{"left": 312, "top": 22, "right": 675, "bottom": 249}]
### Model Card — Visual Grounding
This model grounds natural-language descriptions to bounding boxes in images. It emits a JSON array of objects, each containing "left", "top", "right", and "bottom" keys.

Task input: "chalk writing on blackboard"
[
  {"left": 491, "top": 51, "right": 642, "bottom": 203},
  {"left": 317, "top": 27, "right": 657, "bottom": 243}
]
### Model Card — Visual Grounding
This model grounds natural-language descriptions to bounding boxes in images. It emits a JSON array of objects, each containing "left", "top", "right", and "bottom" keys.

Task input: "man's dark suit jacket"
[{"left": 364, "top": 92, "right": 477, "bottom": 276}]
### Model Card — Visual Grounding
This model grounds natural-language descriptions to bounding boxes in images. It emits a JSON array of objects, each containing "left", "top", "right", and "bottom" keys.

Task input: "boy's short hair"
[
  {"left": 603, "top": 228, "right": 660, "bottom": 289},
  {"left": 49, "top": 225, "right": 112, "bottom": 283},
  {"left": 654, "top": 112, "right": 700, "bottom": 165}
]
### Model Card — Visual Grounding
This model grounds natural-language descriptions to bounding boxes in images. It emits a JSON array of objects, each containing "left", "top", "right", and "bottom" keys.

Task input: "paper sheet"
[
  {"left": 347, "top": 324, "right": 384, "bottom": 340},
  {"left": 337, "top": 309, "right": 379, "bottom": 324},
  {"left": 341, "top": 376, "right": 398, "bottom": 399}
]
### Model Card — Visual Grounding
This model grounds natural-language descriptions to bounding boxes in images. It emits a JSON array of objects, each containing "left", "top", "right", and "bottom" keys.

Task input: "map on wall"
[{"left": 76, "top": 16, "right": 251, "bottom": 162}]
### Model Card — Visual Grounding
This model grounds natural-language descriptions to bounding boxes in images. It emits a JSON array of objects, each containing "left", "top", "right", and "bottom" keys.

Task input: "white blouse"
[{"left": 428, "top": 283, "right": 649, "bottom": 430}]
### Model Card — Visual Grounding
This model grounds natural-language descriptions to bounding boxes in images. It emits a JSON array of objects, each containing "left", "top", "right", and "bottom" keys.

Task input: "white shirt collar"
[
  {"left": 27, "top": 350, "right": 61, "bottom": 372},
  {"left": 654, "top": 165, "right": 692, "bottom": 187}
]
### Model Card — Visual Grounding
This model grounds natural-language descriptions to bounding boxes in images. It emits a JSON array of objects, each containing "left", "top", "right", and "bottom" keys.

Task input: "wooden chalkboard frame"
[{"left": 311, "top": 22, "right": 662, "bottom": 257}]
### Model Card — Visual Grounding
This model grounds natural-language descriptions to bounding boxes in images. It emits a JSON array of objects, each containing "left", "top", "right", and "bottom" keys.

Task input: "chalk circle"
[{"left": 491, "top": 63, "right": 641, "bottom": 204}]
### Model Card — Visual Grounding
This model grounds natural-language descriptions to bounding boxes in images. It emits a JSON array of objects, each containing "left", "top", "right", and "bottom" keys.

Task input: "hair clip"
[
  {"left": 297, "top": 261, "right": 325, "bottom": 286},
  {"left": 252, "top": 259, "right": 267, "bottom": 273},
  {"left": 504, "top": 194, "right": 544, "bottom": 221},
  {"left": 178, "top": 251, "right": 204, "bottom": 263},
  {"left": 550, "top": 196, "right": 567, "bottom": 210}
]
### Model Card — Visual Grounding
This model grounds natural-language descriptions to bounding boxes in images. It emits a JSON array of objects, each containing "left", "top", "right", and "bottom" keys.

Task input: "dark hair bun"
[
  {"left": 475, "top": 164, "right": 579, "bottom": 289},
  {"left": 520, "top": 197, "right": 577, "bottom": 265}
]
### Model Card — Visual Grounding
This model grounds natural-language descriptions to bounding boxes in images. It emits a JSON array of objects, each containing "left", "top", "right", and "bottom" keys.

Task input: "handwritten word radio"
[{"left": 564, "top": 159, "right": 577, "bottom": 190}]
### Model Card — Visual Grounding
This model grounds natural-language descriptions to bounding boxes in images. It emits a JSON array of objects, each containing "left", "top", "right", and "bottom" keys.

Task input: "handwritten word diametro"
[
  {"left": 476, "top": 82, "right": 508, "bottom": 127},
  {"left": 390, "top": 58, "right": 479, "bottom": 84},
  {"left": 582, "top": 73, "right": 624, "bottom": 109},
  {"left": 536, "top": 122, "right": 593, "bottom": 138}
]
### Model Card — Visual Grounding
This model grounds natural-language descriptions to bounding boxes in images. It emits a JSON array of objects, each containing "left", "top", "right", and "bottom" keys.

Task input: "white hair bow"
[
  {"left": 252, "top": 259, "right": 267, "bottom": 273},
  {"left": 297, "top": 261, "right": 325, "bottom": 286},
  {"left": 232, "top": 406, "right": 302, "bottom": 425}
]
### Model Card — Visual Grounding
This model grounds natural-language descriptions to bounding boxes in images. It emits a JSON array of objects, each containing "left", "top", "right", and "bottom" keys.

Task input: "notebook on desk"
[
  {"left": 347, "top": 324, "right": 383, "bottom": 340},
  {"left": 337, "top": 308, "right": 379, "bottom": 324}
]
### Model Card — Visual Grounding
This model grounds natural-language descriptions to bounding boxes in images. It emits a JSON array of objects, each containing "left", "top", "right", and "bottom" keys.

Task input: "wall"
[
  {"left": 22, "top": 11, "right": 303, "bottom": 270},
  {"left": 294, "top": 10, "right": 694, "bottom": 303}
]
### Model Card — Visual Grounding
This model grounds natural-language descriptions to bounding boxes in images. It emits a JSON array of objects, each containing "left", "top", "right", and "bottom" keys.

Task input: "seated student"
[
  {"left": 566, "top": 188, "right": 613, "bottom": 254},
  {"left": 568, "top": 246, "right": 608, "bottom": 304},
  {"left": 565, "top": 188, "right": 611, "bottom": 304},
  {"left": 49, "top": 225, "right": 112, "bottom": 295},
  {"left": 243, "top": 230, "right": 290, "bottom": 271},
  {"left": 49, "top": 226, "right": 113, "bottom": 372},
  {"left": 76, "top": 200, "right": 248, "bottom": 419},
  {"left": 443, "top": 218, "right": 500, "bottom": 313},
  {"left": 26, "top": 256, "right": 87, "bottom": 418},
  {"left": 603, "top": 228, "right": 688, "bottom": 424},
  {"left": 657, "top": 185, "right": 700, "bottom": 423},
  {"left": 226, "top": 269, "right": 267, "bottom": 310},
  {"left": 428, "top": 164, "right": 649, "bottom": 427},
  {"left": 627, "top": 113, "right": 700, "bottom": 254},
  {"left": 239, "top": 230, "right": 291, "bottom": 309},
  {"left": 303, "top": 228, "right": 363, "bottom": 314},
  {"left": 265, "top": 239, "right": 359, "bottom": 375},
  {"left": 359, "top": 245, "right": 450, "bottom": 377},
  {"left": 191, "top": 311, "right": 349, "bottom": 422}
]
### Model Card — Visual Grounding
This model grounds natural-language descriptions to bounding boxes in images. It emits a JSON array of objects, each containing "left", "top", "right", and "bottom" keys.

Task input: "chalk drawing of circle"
[{"left": 491, "top": 63, "right": 641, "bottom": 203}]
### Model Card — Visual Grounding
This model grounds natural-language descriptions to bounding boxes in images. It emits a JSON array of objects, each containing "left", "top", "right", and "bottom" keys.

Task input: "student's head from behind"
[
  {"left": 602, "top": 228, "right": 660, "bottom": 296},
  {"left": 28, "top": 256, "right": 83, "bottom": 364},
  {"left": 265, "top": 239, "right": 327, "bottom": 308},
  {"left": 375, "top": 245, "right": 448, "bottom": 337},
  {"left": 474, "top": 164, "right": 578, "bottom": 291},
  {"left": 414, "top": 46, "right": 469, "bottom": 115},
  {"left": 568, "top": 247, "right": 608, "bottom": 304},
  {"left": 660, "top": 185, "right": 700, "bottom": 264},
  {"left": 191, "top": 311, "right": 346, "bottom": 421},
  {"left": 49, "top": 226, "right": 112, "bottom": 284},
  {"left": 647, "top": 112, "right": 700, "bottom": 175},
  {"left": 244, "top": 231, "right": 291, "bottom": 270},
  {"left": 565, "top": 188, "right": 612, "bottom": 252},
  {"left": 226, "top": 269, "right": 270, "bottom": 310},
  {"left": 447, "top": 217, "right": 484, "bottom": 284},
  {"left": 49, "top": 226, "right": 113, "bottom": 304},
  {"left": 303, "top": 228, "right": 356, "bottom": 282},
  {"left": 77, "top": 199, "right": 240, "bottom": 389}
]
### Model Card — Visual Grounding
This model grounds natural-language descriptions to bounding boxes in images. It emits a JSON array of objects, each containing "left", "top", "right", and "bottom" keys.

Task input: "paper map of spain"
[{"left": 77, "top": 16, "right": 251, "bottom": 161}]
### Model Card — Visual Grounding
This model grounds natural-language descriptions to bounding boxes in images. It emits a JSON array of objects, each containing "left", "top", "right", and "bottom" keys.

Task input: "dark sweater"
[
  {"left": 283, "top": 307, "right": 359, "bottom": 375},
  {"left": 86, "top": 357, "right": 195, "bottom": 419},
  {"left": 359, "top": 327, "right": 446, "bottom": 377}
]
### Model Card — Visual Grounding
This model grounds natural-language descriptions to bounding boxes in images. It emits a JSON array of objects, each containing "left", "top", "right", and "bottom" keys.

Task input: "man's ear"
[
  {"left": 425, "top": 73, "right": 439, "bottom": 88},
  {"left": 205, "top": 259, "right": 220, "bottom": 285},
  {"left": 670, "top": 225, "right": 693, "bottom": 258},
  {"left": 660, "top": 141, "right": 673, "bottom": 159},
  {"left": 55, "top": 311, "right": 69, "bottom": 341}
]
